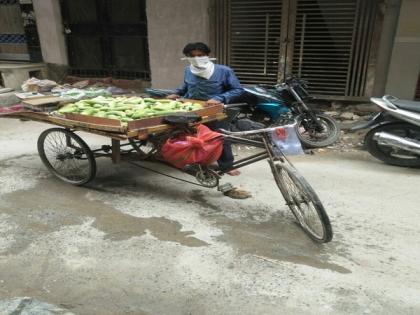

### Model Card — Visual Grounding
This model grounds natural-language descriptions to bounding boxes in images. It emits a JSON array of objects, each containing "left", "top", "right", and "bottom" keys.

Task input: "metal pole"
[
  {"left": 298, "top": 14, "right": 306, "bottom": 78},
  {"left": 372, "top": 0, "right": 402, "bottom": 96},
  {"left": 264, "top": 13, "right": 270, "bottom": 76}
]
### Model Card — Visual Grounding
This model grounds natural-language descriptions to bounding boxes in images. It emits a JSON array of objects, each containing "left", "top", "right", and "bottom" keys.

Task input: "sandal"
[{"left": 224, "top": 188, "right": 252, "bottom": 199}]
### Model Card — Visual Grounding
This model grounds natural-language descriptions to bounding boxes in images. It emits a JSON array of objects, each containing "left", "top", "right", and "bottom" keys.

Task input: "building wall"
[
  {"left": 385, "top": 0, "right": 420, "bottom": 99},
  {"left": 0, "top": 1, "right": 28, "bottom": 61},
  {"left": 146, "top": 0, "right": 210, "bottom": 89},
  {"left": 32, "top": 0, "right": 67, "bottom": 65}
]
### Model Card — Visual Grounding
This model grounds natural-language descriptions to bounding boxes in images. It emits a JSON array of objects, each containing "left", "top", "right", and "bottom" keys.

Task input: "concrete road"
[{"left": 0, "top": 119, "right": 419, "bottom": 315}]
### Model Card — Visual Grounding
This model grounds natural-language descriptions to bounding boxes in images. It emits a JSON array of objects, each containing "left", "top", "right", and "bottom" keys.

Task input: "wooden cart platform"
[{"left": 1, "top": 100, "right": 226, "bottom": 141}]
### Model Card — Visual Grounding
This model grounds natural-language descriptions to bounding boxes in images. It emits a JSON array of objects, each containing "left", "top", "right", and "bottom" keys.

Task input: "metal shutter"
[
  {"left": 292, "top": 0, "right": 379, "bottom": 97},
  {"left": 229, "top": 0, "right": 282, "bottom": 84},
  {"left": 415, "top": 73, "right": 420, "bottom": 101}
]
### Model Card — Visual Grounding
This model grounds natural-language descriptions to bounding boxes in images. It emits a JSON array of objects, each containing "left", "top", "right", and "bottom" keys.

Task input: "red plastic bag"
[
  {"left": 0, "top": 104, "right": 24, "bottom": 115},
  {"left": 161, "top": 124, "right": 224, "bottom": 169}
]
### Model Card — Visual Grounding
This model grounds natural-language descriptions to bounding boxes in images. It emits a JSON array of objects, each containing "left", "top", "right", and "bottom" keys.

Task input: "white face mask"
[{"left": 187, "top": 56, "right": 211, "bottom": 69}]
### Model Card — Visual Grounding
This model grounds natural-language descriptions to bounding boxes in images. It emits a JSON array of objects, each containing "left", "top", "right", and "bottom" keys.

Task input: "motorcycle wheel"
[
  {"left": 365, "top": 123, "right": 420, "bottom": 167},
  {"left": 295, "top": 113, "right": 341, "bottom": 148}
]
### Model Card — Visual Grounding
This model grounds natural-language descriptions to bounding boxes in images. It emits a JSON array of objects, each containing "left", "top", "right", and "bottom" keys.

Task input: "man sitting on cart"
[{"left": 167, "top": 42, "right": 251, "bottom": 199}]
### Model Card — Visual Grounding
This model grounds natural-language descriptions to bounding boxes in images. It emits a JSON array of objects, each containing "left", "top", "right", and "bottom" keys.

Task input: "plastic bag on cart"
[
  {"left": 271, "top": 125, "right": 304, "bottom": 155},
  {"left": 21, "top": 77, "right": 57, "bottom": 92},
  {"left": 161, "top": 124, "right": 224, "bottom": 169}
]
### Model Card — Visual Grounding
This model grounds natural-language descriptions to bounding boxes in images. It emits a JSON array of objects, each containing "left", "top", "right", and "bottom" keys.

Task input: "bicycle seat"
[
  {"left": 163, "top": 113, "right": 202, "bottom": 125},
  {"left": 391, "top": 99, "right": 420, "bottom": 113}
]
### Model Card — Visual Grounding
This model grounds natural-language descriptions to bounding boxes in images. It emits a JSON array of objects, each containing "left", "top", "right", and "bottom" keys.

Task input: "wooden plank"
[
  {"left": 127, "top": 116, "right": 166, "bottom": 130},
  {"left": 65, "top": 113, "right": 122, "bottom": 127},
  {"left": 127, "top": 102, "right": 223, "bottom": 131},
  {"left": 134, "top": 113, "right": 226, "bottom": 138},
  {"left": 1, "top": 112, "right": 128, "bottom": 140},
  {"left": 111, "top": 139, "right": 121, "bottom": 164},
  {"left": 23, "top": 96, "right": 71, "bottom": 106},
  {"left": 57, "top": 116, "right": 125, "bottom": 133}
]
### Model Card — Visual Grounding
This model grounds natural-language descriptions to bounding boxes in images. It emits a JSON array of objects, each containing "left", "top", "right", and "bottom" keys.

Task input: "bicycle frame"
[
  {"left": 85, "top": 123, "right": 292, "bottom": 189},
  {"left": 214, "top": 126, "right": 285, "bottom": 174}
]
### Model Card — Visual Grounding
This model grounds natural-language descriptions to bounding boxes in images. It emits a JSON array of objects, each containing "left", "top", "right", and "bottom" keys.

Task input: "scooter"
[{"left": 352, "top": 95, "right": 420, "bottom": 167}]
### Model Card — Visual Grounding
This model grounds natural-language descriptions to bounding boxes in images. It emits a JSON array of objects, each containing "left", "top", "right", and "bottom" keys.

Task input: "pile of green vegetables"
[{"left": 56, "top": 96, "right": 203, "bottom": 125}]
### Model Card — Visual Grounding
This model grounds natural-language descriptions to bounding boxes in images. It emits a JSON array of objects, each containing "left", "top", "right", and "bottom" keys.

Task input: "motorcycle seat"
[{"left": 391, "top": 99, "right": 420, "bottom": 113}]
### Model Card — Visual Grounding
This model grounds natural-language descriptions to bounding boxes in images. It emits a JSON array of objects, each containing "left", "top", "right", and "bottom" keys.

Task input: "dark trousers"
[{"left": 207, "top": 119, "right": 234, "bottom": 169}]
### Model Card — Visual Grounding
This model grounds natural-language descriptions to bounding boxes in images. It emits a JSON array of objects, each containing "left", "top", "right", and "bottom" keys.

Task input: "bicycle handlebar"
[{"left": 218, "top": 122, "right": 296, "bottom": 137}]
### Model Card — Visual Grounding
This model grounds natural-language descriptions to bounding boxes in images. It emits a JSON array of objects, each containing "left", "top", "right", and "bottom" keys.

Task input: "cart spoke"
[{"left": 38, "top": 129, "right": 96, "bottom": 185}]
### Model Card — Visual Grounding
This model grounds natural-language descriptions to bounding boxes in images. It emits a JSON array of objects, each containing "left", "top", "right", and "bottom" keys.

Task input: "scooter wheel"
[{"left": 365, "top": 123, "right": 420, "bottom": 167}]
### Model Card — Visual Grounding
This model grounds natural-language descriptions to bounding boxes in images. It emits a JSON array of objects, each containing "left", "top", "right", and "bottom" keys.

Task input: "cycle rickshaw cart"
[{"left": 1, "top": 99, "right": 333, "bottom": 243}]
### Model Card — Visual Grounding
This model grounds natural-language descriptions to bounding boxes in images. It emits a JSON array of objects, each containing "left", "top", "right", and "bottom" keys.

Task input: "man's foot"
[
  {"left": 227, "top": 169, "right": 241, "bottom": 176},
  {"left": 224, "top": 188, "right": 252, "bottom": 199}
]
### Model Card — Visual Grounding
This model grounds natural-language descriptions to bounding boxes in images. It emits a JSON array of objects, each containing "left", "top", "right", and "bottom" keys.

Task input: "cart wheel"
[
  {"left": 37, "top": 128, "right": 96, "bottom": 185},
  {"left": 270, "top": 162, "right": 333, "bottom": 243}
]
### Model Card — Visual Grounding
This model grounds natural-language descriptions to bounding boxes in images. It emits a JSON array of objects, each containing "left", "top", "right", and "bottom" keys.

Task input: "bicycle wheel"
[
  {"left": 270, "top": 162, "right": 333, "bottom": 243},
  {"left": 37, "top": 128, "right": 96, "bottom": 185}
]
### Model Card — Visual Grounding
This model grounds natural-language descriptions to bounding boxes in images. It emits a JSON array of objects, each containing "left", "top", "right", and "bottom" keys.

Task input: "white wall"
[
  {"left": 32, "top": 0, "right": 68, "bottom": 65},
  {"left": 385, "top": 0, "right": 420, "bottom": 99},
  {"left": 146, "top": 0, "right": 210, "bottom": 89}
]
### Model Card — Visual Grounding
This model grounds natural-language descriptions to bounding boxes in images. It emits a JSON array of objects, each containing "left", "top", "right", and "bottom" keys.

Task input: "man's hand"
[
  {"left": 167, "top": 94, "right": 180, "bottom": 100},
  {"left": 206, "top": 99, "right": 223, "bottom": 106}
]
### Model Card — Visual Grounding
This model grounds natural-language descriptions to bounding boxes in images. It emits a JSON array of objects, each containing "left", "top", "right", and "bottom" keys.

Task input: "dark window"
[{"left": 61, "top": 0, "right": 150, "bottom": 80}]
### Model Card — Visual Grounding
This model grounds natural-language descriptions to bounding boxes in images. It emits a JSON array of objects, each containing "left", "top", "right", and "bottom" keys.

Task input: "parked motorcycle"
[
  {"left": 351, "top": 95, "right": 420, "bottom": 167},
  {"left": 145, "top": 76, "right": 341, "bottom": 148},
  {"left": 232, "top": 76, "right": 341, "bottom": 148}
]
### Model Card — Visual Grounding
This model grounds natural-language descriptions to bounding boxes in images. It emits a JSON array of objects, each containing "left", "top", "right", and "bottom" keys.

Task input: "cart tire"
[
  {"left": 270, "top": 162, "right": 333, "bottom": 243},
  {"left": 37, "top": 128, "right": 96, "bottom": 185}
]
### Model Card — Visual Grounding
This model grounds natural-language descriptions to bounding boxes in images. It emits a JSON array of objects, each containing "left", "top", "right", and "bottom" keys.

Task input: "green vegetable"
[
  {"left": 94, "top": 111, "right": 107, "bottom": 118},
  {"left": 155, "top": 99, "right": 172, "bottom": 103},
  {"left": 57, "top": 96, "right": 205, "bottom": 125},
  {"left": 58, "top": 105, "right": 77, "bottom": 114},
  {"left": 81, "top": 109, "right": 96, "bottom": 115},
  {"left": 107, "top": 110, "right": 126, "bottom": 117},
  {"left": 121, "top": 117, "right": 134, "bottom": 122}
]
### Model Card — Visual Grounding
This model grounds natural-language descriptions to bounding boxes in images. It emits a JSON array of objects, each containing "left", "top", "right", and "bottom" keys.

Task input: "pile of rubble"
[
  {"left": 324, "top": 101, "right": 379, "bottom": 130},
  {"left": 0, "top": 86, "right": 20, "bottom": 107},
  {"left": 319, "top": 101, "right": 379, "bottom": 153}
]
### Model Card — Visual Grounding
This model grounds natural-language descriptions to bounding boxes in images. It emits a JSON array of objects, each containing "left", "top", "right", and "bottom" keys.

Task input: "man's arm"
[
  {"left": 174, "top": 68, "right": 188, "bottom": 97},
  {"left": 212, "top": 68, "right": 244, "bottom": 104},
  {"left": 168, "top": 72, "right": 187, "bottom": 100},
  {"left": 174, "top": 82, "right": 187, "bottom": 97}
]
